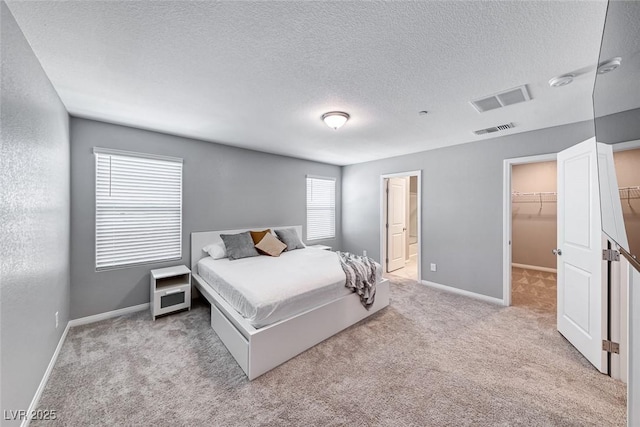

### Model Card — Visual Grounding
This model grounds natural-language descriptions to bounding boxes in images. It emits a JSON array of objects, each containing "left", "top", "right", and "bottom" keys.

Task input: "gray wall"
[
  {"left": 596, "top": 107, "right": 640, "bottom": 145},
  {"left": 0, "top": 2, "right": 70, "bottom": 422},
  {"left": 70, "top": 118, "right": 341, "bottom": 319},
  {"left": 342, "top": 121, "right": 595, "bottom": 299}
]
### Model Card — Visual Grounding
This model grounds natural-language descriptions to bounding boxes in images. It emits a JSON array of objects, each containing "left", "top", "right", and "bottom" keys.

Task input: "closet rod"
[
  {"left": 619, "top": 186, "right": 640, "bottom": 193},
  {"left": 619, "top": 186, "right": 640, "bottom": 204},
  {"left": 511, "top": 191, "right": 557, "bottom": 196}
]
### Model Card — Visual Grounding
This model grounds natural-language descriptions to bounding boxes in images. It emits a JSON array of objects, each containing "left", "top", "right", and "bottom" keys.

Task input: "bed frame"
[{"left": 190, "top": 226, "right": 390, "bottom": 380}]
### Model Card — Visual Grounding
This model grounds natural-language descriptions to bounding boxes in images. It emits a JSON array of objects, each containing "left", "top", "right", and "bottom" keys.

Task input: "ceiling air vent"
[
  {"left": 474, "top": 123, "right": 515, "bottom": 135},
  {"left": 470, "top": 85, "right": 531, "bottom": 113}
]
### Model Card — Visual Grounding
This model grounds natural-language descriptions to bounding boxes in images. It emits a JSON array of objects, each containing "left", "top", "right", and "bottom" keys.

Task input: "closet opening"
[
  {"left": 510, "top": 159, "right": 558, "bottom": 313},
  {"left": 380, "top": 171, "right": 422, "bottom": 282},
  {"left": 503, "top": 143, "right": 640, "bottom": 383}
]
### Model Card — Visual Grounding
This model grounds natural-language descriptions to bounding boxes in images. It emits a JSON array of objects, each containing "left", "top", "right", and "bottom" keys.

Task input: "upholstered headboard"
[{"left": 190, "top": 225, "right": 303, "bottom": 272}]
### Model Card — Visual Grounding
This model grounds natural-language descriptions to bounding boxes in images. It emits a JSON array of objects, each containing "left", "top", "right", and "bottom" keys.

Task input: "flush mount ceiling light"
[
  {"left": 549, "top": 74, "right": 575, "bottom": 88},
  {"left": 322, "top": 111, "right": 350, "bottom": 130},
  {"left": 598, "top": 57, "right": 622, "bottom": 74}
]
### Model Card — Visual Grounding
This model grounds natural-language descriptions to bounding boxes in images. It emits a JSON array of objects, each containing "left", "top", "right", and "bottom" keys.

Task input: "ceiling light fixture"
[
  {"left": 418, "top": 110, "right": 429, "bottom": 116},
  {"left": 597, "top": 57, "right": 622, "bottom": 74},
  {"left": 322, "top": 111, "right": 350, "bottom": 130},
  {"left": 548, "top": 74, "right": 575, "bottom": 88}
]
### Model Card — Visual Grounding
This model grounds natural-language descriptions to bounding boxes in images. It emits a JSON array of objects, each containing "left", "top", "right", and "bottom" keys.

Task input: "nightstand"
[
  {"left": 150, "top": 265, "right": 191, "bottom": 320},
  {"left": 309, "top": 244, "right": 332, "bottom": 251}
]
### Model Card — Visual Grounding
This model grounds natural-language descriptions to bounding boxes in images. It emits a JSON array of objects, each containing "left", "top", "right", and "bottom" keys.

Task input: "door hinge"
[
  {"left": 602, "top": 340, "right": 620, "bottom": 354},
  {"left": 602, "top": 249, "right": 620, "bottom": 262},
  {"left": 385, "top": 223, "right": 389, "bottom": 229}
]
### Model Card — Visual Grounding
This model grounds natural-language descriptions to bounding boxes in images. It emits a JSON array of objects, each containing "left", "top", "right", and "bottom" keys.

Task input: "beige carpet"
[
  {"left": 33, "top": 277, "right": 626, "bottom": 426},
  {"left": 512, "top": 267, "right": 557, "bottom": 316}
]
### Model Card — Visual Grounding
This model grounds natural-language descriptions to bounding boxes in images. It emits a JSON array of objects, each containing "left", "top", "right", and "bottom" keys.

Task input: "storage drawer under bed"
[{"left": 210, "top": 304, "right": 249, "bottom": 373}]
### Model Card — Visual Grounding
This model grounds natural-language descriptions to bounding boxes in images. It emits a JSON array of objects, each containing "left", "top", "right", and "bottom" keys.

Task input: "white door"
[
  {"left": 557, "top": 137, "right": 606, "bottom": 373},
  {"left": 387, "top": 177, "right": 407, "bottom": 272}
]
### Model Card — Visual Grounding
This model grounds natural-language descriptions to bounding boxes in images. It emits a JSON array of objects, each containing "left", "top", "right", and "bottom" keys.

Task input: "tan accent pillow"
[
  {"left": 250, "top": 229, "right": 271, "bottom": 245},
  {"left": 255, "top": 232, "right": 287, "bottom": 257}
]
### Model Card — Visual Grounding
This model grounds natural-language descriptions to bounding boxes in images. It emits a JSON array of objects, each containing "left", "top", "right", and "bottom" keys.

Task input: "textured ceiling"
[
  {"left": 6, "top": 1, "right": 609, "bottom": 165},
  {"left": 593, "top": 0, "right": 640, "bottom": 118}
]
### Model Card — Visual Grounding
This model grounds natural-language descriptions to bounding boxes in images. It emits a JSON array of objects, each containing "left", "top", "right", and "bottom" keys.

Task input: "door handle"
[{"left": 552, "top": 249, "right": 562, "bottom": 256}]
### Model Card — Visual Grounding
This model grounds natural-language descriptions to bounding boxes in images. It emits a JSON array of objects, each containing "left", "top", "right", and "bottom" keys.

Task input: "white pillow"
[{"left": 202, "top": 241, "right": 227, "bottom": 259}]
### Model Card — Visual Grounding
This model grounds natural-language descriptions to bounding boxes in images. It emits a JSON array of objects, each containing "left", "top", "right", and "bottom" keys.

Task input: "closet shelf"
[
  {"left": 511, "top": 185, "right": 640, "bottom": 205},
  {"left": 511, "top": 191, "right": 557, "bottom": 204},
  {"left": 619, "top": 186, "right": 640, "bottom": 201}
]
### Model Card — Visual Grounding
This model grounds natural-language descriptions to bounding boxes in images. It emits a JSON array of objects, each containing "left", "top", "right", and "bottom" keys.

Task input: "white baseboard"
[
  {"left": 421, "top": 280, "right": 504, "bottom": 306},
  {"left": 68, "top": 302, "right": 150, "bottom": 327},
  {"left": 21, "top": 302, "right": 150, "bottom": 426},
  {"left": 512, "top": 263, "right": 557, "bottom": 274},
  {"left": 22, "top": 323, "right": 70, "bottom": 427}
]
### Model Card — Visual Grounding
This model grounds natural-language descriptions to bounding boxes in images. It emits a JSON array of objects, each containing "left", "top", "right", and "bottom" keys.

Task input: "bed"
[{"left": 190, "top": 226, "right": 390, "bottom": 380}]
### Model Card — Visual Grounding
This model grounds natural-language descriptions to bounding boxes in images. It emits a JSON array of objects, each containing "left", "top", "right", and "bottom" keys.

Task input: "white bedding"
[{"left": 197, "top": 247, "right": 381, "bottom": 328}]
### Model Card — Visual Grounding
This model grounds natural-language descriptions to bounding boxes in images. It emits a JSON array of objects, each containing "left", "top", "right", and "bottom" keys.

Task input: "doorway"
[
  {"left": 510, "top": 159, "right": 558, "bottom": 313},
  {"left": 380, "top": 171, "right": 422, "bottom": 281},
  {"left": 503, "top": 153, "right": 556, "bottom": 306},
  {"left": 503, "top": 141, "right": 640, "bottom": 381}
]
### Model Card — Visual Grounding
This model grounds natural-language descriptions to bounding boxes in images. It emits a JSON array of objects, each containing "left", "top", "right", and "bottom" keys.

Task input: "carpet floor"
[
  {"left": 511, "top": 267, "right": 557, "bottom": 315},
  {"left": 33, "top": 277, "right": 626, "bottom": 426}
]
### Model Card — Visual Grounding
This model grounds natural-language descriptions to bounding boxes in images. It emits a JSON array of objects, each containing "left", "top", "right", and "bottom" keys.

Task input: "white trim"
[
  {"left": 503, "top": 152, "right": 557, "bottom": 306},
  {"left": 421, "top": 280, "right": 504, "bottom": 305},
  {"left": 380, "top": 170, "right": 422, "bottom": 281},
  {"left": 68, "top": 303, "right": 150, "bottom": 327},
  {"left": 306, "top": 177, "right": 336, "bottom": 241},
  {"left": 94, "top": 151, "right": 183, "bottom": 271},
  {"left": 503, "top": 140, "right": 640, "bottom": 306},
  {"left": 21, "top": 302, "right": 151, "bottom": 426},
  {"left": 92, "top": 147, "right": 183, "bottom": 163},
  {"left": 21, "top": 323, "right": 70, "bottom": 427},
  {"left": 512, "top": 263, "right": 557, "bottom": 274},
  {"left": 305, "top": 174, "right": 336, "bottom": 181},
  {"left": 611, "top": 139, "right": 640, "bottom": 152}
]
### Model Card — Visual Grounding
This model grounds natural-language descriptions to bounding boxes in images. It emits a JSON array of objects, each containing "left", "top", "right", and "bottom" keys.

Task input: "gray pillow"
[
  {"left": 275, "top": 228, "right": 305, "bottom": 251},
  {"left": 220, "top": 232, "right": 260, "bottom": 260}
]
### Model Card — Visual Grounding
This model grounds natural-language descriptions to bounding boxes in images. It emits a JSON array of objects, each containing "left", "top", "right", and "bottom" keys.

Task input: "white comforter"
[{"left": 197, "top": 248, "right": 380, "bottom": 328}]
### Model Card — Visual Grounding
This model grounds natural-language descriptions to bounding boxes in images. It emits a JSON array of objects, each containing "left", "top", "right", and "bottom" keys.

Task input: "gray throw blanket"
[{"left": 336, "top": 251, "right": 377, "bottom": 309}]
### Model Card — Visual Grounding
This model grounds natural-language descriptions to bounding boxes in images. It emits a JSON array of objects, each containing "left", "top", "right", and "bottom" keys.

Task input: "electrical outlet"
[
  {"left": 430, "top": 263, "right": 437, "bottom": 272},
  {"left": 363, "top": 250, "right": 367, "bottom": 257},
  {"left": 55, "top": 311, "right": 59, "bottom": 329}
]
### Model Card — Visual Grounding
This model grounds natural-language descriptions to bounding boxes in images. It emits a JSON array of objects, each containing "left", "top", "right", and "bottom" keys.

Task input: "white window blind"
[
  {"left": 306, "top": 176, "right": 336, "bottom": 241},
  {"left": 94, "top": 148, "right": 183, "bottom": 270}
]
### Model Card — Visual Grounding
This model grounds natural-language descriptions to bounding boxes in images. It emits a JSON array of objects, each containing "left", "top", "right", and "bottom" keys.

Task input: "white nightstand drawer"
[
  {"left": 153, "top": 283, "right": 191, "bottom": 317},
  {"left": 150, "top": 265, "right": 191, "bottom": 320}
]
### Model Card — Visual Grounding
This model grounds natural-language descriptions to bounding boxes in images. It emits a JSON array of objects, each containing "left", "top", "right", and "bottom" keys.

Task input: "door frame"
[
  {"left": 380, "top": 170, "right": 422, "bottom": 281},
  {"left": 502, "top": 153, "right": 558, "bottom": 306},
  {"left": 503, "top": 140, "right": 640, "bottom": 304},
  {"left": 502, "top": 141, "right": 640, "bottom": 380}
]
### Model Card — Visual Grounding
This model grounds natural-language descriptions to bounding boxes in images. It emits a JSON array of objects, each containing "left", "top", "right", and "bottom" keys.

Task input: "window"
[
  {"left": 94, "top": 148, "right": 182, "bottom": 270},
  {"left": 306, "top": 175, "right": 336, "bottom": 241}
]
